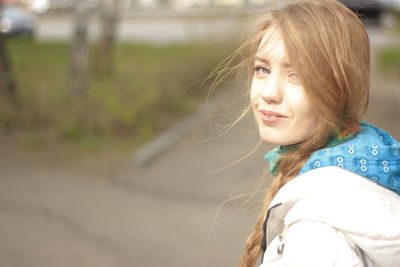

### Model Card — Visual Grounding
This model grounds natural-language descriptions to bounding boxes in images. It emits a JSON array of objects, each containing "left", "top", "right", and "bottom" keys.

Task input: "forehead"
[{"left": 256, "top": 27, "right": 288, "bottom": 62}]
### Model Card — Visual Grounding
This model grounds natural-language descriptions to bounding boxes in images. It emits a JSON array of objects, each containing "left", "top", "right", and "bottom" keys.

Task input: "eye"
[
  {"left": 254, "top": 65, "right": 271, "bottom": 75},
  {"left": 288, "top": 71, "right": 300, "bottom": 84}
]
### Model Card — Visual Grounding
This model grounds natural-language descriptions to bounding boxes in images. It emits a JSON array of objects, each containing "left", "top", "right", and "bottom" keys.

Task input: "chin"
[
  {"left": 258, "top": 128, "right": 300, "bottom": 146},
  {"left": 259, "top": 130, "right": 284, "bottom": 145}
]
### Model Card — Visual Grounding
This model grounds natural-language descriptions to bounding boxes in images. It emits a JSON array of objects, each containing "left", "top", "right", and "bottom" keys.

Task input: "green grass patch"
[
  {"left": 3, "top": 38, "right": 235, "bottom": 149},
  {"left": 378, "top": 46, "right": 400, "bottom": 76}
]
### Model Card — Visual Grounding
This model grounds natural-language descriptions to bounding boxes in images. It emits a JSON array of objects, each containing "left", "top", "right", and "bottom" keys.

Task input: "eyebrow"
[
  {"left": 254, "top": 55, "right": 292, "bottom": 68},
  {"left": 254, "top": 55, "right": 269, "bottom": 64}
]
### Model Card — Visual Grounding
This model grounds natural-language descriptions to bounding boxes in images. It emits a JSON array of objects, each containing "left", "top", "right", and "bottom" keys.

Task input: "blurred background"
[{"left": 0, "top": 0, "right": 399, "bottom": 266}]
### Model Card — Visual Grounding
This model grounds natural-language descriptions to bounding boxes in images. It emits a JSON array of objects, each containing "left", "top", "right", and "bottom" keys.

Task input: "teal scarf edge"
[{"left": 264, "top": 132, "right": 355, "bottom": 176}]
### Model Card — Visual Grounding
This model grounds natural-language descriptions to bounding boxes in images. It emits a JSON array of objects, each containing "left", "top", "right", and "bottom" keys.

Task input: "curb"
[{"left": 131, "top": 94, "right": 225, "bottom": 168}]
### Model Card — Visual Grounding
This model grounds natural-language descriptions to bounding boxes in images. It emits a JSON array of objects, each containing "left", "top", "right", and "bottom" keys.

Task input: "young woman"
[{"left": 237, "top": 0, "right": 400, "bottom": 266}]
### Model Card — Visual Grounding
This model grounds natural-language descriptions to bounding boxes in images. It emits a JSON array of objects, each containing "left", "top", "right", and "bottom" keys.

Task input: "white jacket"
[{"left": 260, "top": 166, "right": 400, "bottom": 267}]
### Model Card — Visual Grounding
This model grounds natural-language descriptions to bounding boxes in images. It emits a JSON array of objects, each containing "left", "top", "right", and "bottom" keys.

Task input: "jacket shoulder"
[{"left": 276, "top": 167, "right": 400, "bottom": 267}]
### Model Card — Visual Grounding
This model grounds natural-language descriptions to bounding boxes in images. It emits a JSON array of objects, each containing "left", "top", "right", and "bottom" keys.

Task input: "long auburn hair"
[{"left": 238, "top": 1, "right": 370, "bottom": 266}]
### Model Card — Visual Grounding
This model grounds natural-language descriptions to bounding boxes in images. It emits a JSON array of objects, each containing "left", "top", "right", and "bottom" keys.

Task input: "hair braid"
[
  {"left": 239, "top": 138, "right": 332, "bottom": 266},
  {"left": 239, "top": 173, "right": 293, "bottom": 267}
]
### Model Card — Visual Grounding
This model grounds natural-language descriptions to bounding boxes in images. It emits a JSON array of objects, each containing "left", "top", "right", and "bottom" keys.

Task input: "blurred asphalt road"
[
  {"left": 1, "top": 28, "right": 400, "bottom": 267},
  {"left": 0, "top": 89, "right": 269, "bottom": 267}
]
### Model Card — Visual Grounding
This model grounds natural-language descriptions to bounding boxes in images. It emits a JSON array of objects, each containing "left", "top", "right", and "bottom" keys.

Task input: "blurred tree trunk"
[
  {"left": 0, "top": 2, "right": 18, "bottom": 108},
  {"left": 70, "top": 0, "right": 92, "bottom": 93},
  {"left": 93, "top": 0, "right": 120, "bottom": 76}
]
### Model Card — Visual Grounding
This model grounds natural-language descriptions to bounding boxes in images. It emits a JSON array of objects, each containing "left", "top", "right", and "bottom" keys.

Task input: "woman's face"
[{"left": 250, "top": 28, "right": 318, "bottom": 146}]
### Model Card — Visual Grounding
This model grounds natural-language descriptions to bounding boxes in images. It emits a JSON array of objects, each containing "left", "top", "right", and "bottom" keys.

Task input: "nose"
[{"left": 261, "top": 74, "right": 283, "bottom": 104}]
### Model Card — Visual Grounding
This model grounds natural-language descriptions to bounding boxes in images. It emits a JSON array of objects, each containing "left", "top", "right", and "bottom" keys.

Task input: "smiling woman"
[{"left": 226, "top": 1, "right": 400, "bottom": 267}]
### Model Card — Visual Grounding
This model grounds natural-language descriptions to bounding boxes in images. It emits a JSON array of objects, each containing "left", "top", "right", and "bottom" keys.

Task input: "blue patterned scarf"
[{"left": 264, "top": 122, "right": 400, "bottom": 195}]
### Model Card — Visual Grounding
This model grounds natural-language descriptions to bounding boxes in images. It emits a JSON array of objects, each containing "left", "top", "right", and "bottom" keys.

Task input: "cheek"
[
  {"left": 288, "top": 88, "right": 316, "bottom": 120},
  {"left": 249, "top": 81, "right": 258, "bottom": 104},
  {"left": 298, "top": 101, "right": 318, "bottom": 127},
  {"left": 250, "top": 78, "right": 263, "bottom": 99}
]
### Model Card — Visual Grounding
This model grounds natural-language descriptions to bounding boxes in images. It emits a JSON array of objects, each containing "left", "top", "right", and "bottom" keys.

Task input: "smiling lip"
[{"left": 259, "top": 110, "right": 288, "bottom": 124}]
